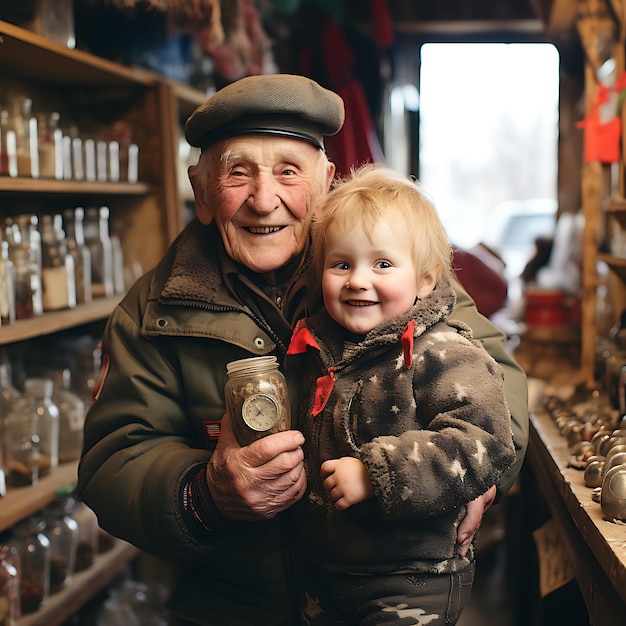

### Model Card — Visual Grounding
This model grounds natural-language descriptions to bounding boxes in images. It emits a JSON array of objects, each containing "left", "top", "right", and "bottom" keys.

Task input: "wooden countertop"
[{"left": 528, "top": 410, "right": 626, "bottom": 624}]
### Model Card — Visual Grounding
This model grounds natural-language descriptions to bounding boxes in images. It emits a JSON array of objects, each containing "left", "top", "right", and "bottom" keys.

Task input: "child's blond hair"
[{"left": 311, "top": 164, "right": 453, "bottom": 286}]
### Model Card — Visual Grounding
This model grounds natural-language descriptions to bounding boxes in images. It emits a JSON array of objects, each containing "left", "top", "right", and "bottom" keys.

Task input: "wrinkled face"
[
  {"left": 195, "top": 135, "right": 334, "bottom": 274},
  {"left": 322, "top": 218, "right": 436, "bottom": 334}
]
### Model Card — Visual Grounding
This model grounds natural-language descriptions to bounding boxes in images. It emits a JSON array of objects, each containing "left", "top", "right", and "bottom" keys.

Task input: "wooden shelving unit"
[{"left": 0, "top": 18, "right": 207, "bottom": 625}]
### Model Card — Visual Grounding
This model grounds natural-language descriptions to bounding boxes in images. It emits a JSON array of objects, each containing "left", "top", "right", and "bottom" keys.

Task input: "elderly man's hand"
[
  {"left": 206, "top": 412, "right": 307, "bottom": 521},
  {"left": 456, "top": 485, "right": 497, "bottom": 557}
]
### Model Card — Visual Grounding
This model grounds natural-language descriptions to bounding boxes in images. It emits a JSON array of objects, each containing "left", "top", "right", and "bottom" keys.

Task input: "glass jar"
[
  {"left": 39, "top": 214, "right": 77, "bottom": 312},
  {"left": 62, "top": 207, "right": 92, "bottom": 304},
  {"left": 83, "top": 206, "right": 114, "bottom": 298},
  {"left": 51, "top": 368, "right": 85, "bottom": 463},
  {"left": 22, "top": 378, "right": 59, "bottom": 477},
  {"left": 224, "top": 356, "right": 290, "bottom": 447},
  {"left": 3, "top": 397, "right": 39, "bottom": 487},
  {"left": 0, "top": 241, "right": 16, "bottom": 325},
  {"left": 70, "top": 499, "right": 99, "bottom": 572},
  {"left": 42, "top": 487, "right": 79, "bottom": 593},
  {"left": 12, "top": 517, "right": 50, "bottom": 614},
  {"left": 0, "top": 531, "right": 21, "bottom": 626}
]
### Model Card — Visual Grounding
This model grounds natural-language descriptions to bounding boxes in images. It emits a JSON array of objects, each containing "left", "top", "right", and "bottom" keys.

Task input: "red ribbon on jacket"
[{"left": 401, "top": 320, "right": 415, "bottom": 369}]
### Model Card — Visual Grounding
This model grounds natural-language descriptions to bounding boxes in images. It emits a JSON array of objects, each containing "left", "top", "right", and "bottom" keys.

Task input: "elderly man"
[{"left": 77, "top": 74, "right": 527, "bottom": 626}]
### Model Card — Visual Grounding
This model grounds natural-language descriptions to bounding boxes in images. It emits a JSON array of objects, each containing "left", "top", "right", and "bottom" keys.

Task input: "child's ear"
[{"left": 416, "top": 267, "right": 439, "bottom": 298}]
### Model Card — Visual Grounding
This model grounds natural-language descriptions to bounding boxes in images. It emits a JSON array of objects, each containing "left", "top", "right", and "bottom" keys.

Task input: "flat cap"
[{"left": 185, "top": 74, "right": 345, "bottom": 151}]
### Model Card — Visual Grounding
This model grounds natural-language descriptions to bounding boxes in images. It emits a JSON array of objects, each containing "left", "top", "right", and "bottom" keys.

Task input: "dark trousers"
[{"left": 298, "top": 562, "right": 476, "bottom": 625}]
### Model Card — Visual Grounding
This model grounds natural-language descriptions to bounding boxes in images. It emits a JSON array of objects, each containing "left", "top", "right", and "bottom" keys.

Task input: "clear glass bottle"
[
  {"left": 51, "top": 368, "right": 85, "bottom": 463},
  {"left": 12, "top": 97, "right": 38, "bottom": 178},
  {"left": 62, "top": 207, "right": 92, "bottom": 304},
  {"left": 42, "top": 486, "right": 79, "bottom": 593},
  {"left": 3, "top": 397, "right": 39, "bottom": 487},
  {"left": 7, "top": 215, "right": 43, "bottom": 318},
  {"left": 39, "top": 214, "right": 76, "bottom": 311},
  {"left": 0, "top": 241, "right": 16, "bottom": 325},
  {"left": 70, "top": 499, "right": 99, "bottom": 572},
  {"left": 12, "top": 517, "right": 50, "bottom": 614},
  {"left": 0, "top": 109, "right": 17, "bottom": 178},
  {"left": 224, "top": 356, "right": 291, "bottom": 446},
  {"left": 0, "top": 531, "right": 21, "bottom": 626},
  {"left": 22, "top": 377, "right": 59, "bottom": 477},
  {"left": 84, "top": 206, "right": 114, "bottom": 298},
  {"left": 37, "top": 112, "right": 63, "bottom": 180}
]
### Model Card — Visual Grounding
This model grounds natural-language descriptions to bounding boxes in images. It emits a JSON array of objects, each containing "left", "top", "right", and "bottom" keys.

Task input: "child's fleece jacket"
[{"left": 285, "top": 282, "right": 515, "bottom": 576}]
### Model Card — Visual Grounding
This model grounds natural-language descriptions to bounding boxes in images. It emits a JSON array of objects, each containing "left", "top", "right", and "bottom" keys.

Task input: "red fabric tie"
[{"left": 401, "top": 320, "right": 415, "bottom": 369}]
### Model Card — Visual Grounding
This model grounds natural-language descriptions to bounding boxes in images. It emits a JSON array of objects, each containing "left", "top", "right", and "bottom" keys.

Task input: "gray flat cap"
[{"left": 185, "top": 74, "right": 345, "bottom": 151}]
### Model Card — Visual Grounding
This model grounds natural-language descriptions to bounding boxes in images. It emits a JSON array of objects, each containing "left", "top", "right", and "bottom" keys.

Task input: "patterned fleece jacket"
[{"left": 285, "top": 282, "right": 515, "bottom": 575}]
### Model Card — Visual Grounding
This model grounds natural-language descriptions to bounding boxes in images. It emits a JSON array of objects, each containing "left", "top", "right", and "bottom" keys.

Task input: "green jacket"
[{"left": 77, "top": 219, "right": 528, "bottom": 625}]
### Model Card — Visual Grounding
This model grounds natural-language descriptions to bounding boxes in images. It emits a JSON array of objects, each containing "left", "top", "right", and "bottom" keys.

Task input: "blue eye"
[{"left": 374, "top": 260, "right": 392, "bottom": 269}]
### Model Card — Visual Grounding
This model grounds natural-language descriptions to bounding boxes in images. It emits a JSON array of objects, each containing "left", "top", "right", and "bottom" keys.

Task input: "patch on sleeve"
[
  {"left": 203, "top": 420, "right": 221, "bottom": 440},
  {"left": 91, "top": 352, "right": 110, "bottom": 403}
]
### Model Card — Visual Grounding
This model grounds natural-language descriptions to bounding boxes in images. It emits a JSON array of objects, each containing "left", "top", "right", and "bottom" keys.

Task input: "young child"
[{"left": 286, "top": 164, "right": 515, "bottom": 625}]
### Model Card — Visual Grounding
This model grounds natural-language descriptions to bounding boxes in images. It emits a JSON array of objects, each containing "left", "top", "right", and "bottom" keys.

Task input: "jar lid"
[{"left": 226, "top": 355, "right": 277, "bottom": 376}]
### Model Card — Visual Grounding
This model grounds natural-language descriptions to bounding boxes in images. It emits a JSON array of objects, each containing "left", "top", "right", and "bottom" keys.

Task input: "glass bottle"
[
  {"left": 22, "top": 377, "right": 59, "bottom": 477},
  {"left": 0, "top": 241, "right": 16, "bottom": 325},
  {"left": 84, "top": 206, "right": 114, "bottom": 298},
  {"left": 62, "top": 207, "right": 92, "bottom": 304},
  {"left": 3, "top": 397, "right": 39, "bottom": 487},
  {"left": 224, "top": 356, "right": 291, "bottom": 446},
  {"left": 12, "top": 97, "right": 38, "bottom": 178},
  {"left": 42, "top": 486, "right": 79, "bottom": 593},
  {"left": 70, "top": 499, "right": 99, "bottom": 572},
  {"left": 39, "top": 214, "right": 76, "bottom": 311},
  {"left": 0, "top": 109, "right": 17, "bottom": 178},
  {"left": 0, "top": 531, "right": 21, "bottom": 625},
  {"left": 37, "top": 112, "right": 63, "bottom": 180},
  {"left": 51, "top": 368, "right": 85, "bottom": 463},
  {"left": 12, "top": 517, "right": 50, "bottom": 614},
  {"left": 7, "top": 215, "right": 43, "bottom": 318}
]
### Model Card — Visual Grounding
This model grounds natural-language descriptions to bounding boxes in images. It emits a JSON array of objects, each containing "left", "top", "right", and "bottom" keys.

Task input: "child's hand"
[{"left": 320, "top": 457, "right": 374, "bottom": 510}]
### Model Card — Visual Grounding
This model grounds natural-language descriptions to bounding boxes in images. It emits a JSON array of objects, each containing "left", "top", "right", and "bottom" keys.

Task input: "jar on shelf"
[
  {"left": 0, "top": 240, "right": 16, "bottom": 325},
  {"left": 0, "top": 109, "right": 17, "bottom": 178},
  {"left": 224, "top": 356, "right": 291, "bottom": 447},
  {"left": 22, "top": 377, "right": 60, "bottom": 477},
  {"left": 62, "top": 207, "right": 92, "bottom": 304},
  {"left": 50, "top": 368, "right": 85, "bottom": 463},
  {"left": 84, "top": 206, "right": 114, "bottom": 298},
  {"left": 42, "top": 486, "right": 79, "bottom": 593},
  {"left": 39, "top": 214, "right": 77, "bottom": 312},
  {"left": 70, "top": 499, "right": 99, "bottom": 572},
  {"left": 0, "top": 531, "right": 21, "bottom": 626},
  {"left": 37, "top": 112, "right": 63, "bottom": 180},
  {"left": 12, "top": 517, "right": 50, "bottom": 614},
  {"left": 3, "top": 397, "right": 39, "bottom": 487}
]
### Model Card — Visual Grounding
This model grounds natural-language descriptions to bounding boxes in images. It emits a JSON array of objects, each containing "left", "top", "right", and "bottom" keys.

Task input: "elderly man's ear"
[{"left": 189, "top": 164, "right": 213, "bottom": 225}]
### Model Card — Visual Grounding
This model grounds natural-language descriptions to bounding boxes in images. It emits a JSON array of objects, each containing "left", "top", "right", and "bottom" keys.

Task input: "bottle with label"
[
  {"left": 224, "top": 356, "right": 291, "bottom": 446},
  {"left": 62, "top": 207, "right": 92, "bottom": 304},
  {"left": 83, "top": 206, "right": 114, "bottom": 298},
  {"left": 39, "top": 214, "right": 76, "bottom": 311},
  {"left": 22, "top": 378, "right": 59, "bottom": 478},
  {"left": 37, "top": 112, "right": 63, "bottom": 180}
]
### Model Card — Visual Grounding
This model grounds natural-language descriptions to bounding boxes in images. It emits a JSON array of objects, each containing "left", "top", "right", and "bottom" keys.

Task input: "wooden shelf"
[
  {"left": 0, "top": 177, "right": 151, "bottom": 196},
  {"left": 598, "top": 253, "right": 626, "bottom": 282},
  {"left": 528, "top": 411, "right": 626, "bottom": 624},
  {"left": 0, "top": 20, "right": 156, "bottom": 87},
  {"left": 0, "top": 296, "right": 120, "bottom": 345},
  {"left": 0, "top": 462, "right": 78, "bottom": 532},
  {"left": 16, "top": 540, "right": 140, "bottom": 626}
]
